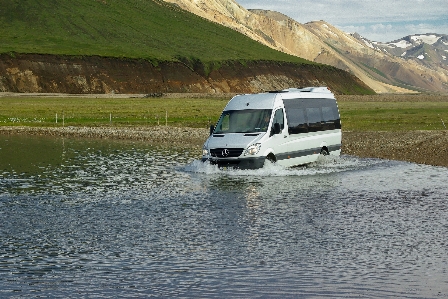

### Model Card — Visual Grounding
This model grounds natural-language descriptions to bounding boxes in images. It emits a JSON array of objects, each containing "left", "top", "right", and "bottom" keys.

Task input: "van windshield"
[{"left": 214, "top": 109, "right": 272, "bottom": 134}]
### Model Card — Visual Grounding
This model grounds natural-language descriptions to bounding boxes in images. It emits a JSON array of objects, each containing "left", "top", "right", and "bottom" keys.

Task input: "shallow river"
[{"left": 1, "top": 135, "right": 447, "bottom": 298}]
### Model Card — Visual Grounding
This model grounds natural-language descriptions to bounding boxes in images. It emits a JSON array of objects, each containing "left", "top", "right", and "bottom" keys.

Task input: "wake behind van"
[{"left": 201, "top": 87, "right": 342, "bottom": 169}]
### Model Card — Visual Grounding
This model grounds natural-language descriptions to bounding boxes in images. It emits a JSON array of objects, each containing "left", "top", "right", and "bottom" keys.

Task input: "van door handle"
[{"left": 283, "top": 135, "right": 287, "bottom": 138}]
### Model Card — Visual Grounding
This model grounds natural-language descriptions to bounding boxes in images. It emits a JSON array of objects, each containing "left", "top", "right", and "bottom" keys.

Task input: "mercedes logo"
[{"left": 222, "top": 149, "right": 229, "bottom": 157}]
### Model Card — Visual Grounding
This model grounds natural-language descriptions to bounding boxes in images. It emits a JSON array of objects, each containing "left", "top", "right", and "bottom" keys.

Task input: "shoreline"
[
  {"left": 342, "top": 130, "right": 448, "bottom": 167},
  {"left": 1, "top": 126, "right": 447, "bottom": 167},
  {"left": 0, "top": 126, "right": 209, "bottom": 149},
  {"left": 0, "top": 92, "right": 237, "bottom": 99}
]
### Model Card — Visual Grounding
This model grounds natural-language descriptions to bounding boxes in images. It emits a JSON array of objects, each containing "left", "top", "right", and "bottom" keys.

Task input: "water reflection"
[
  {"left": 0, "top": 134, "right": 67, "bottom": 174},
  {"left": 1, "top": 134, "right": 448, "bottom": 298}
]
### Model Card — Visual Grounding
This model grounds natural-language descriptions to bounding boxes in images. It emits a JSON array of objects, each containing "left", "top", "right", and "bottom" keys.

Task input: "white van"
[{"left": 201, "top": 87, "right": 342, "bottom": 169}]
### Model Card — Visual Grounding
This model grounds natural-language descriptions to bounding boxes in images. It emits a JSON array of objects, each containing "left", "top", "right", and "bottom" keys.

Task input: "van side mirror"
[
  {"left": 273, "top": 123, "right": 281, "bottom": 134},
  {"left": 209, "top": 125, "right": 214, "bottom": 135}
]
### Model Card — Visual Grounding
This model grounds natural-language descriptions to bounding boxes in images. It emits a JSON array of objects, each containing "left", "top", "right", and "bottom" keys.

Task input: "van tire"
[
  {"left": 320, "top": 147, "right": 329, "bottom": 156},
  {"left": 266, "top": 153, "right": 276, "bottom": 163}
]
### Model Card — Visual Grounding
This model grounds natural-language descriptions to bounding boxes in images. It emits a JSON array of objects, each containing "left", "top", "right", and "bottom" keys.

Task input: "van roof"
[
  {"left": 269, "top": 87, "right": 332, "bottom": 94},
  {"left": 225, "top": 87, "right": 335, "bottom": 111},
  {"left": 225, "top": 93, "right": 276, "bottom": 110}
]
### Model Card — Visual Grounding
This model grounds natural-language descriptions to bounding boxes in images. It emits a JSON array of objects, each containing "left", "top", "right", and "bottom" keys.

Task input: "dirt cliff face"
[
  {"left": 0, "top": 54, "right": 213, "bottom": 94},
  {"left": 0, "top": 54, "right": 373, "bottom": 94}
]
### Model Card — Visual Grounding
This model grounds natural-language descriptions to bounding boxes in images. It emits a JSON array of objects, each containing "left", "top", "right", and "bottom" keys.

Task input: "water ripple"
[{"left": 1, "top": 136, "right": 448, "bottom": 298}]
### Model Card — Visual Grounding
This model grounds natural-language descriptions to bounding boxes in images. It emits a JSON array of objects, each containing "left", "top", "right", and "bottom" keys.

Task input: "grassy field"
[
  {"left": 338, "top": 94, "right": 448, "bottom": 131},
  {"left": 0, "top": 0, "right": 309, "bottom": 66},
  {"left": 0, "top": 96, "right": 229, "bottom": 128},
  {"left": 0, "top": 94, "right": 447, "bottom": 131}
]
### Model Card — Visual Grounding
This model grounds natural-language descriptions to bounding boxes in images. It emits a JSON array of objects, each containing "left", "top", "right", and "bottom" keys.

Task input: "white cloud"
[
  {"left": 370, "top": 24, "right": 393, "bottom": 32},
  {"left": 237, "top": 0, "right": 448, "bottom": 42}
]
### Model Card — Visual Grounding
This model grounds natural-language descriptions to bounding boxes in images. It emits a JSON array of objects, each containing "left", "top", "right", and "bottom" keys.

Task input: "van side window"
[
  {"left": 273, "top": 109, "right": 284, "bottom": 129},
  {"left": 219, "top": 113, "right": 230, "bottom": 132},
  {"left": 282, "top": 96, "right": 306, "bottom": 135},
  {"left": 306, "top": 107, "right": 323, "bottom": 132},
  {"left": 321, "top": 100, "right": 341, "bottom": 129},
  {"left": 322, "top": 106, "right": 334, "bottom": 121},
  {"left": 284, "top": 97, "right": 340, "bottom": 134},
  {"left": 285, "top": 108, "right": 307, "bottom": 134},
  {"left": 322, "top": 106, "right": 336, "bottom": 130},
  {"left": 270, "top": 108, "right": 285, "bottom": 136}
]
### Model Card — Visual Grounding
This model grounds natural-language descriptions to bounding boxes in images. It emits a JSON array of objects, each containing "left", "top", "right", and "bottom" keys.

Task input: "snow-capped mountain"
[
  {"left": 304, "top": 24, "right": 448, "bottom": 93},
  {"left": 356, "top": 34, "right": 448, "bottom": 69}
]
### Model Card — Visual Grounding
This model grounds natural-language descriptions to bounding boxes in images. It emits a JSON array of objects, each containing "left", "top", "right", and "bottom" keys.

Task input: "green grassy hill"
[{"left": 0, "top": 0, "right": 309, "bottom": 64}]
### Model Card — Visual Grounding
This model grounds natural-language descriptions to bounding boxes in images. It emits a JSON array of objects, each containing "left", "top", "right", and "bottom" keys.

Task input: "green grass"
[
  {"left": 338, "top": 99, "right": 448, "bottom": 131},
  {"left": 0, "top": 96, "right": 229, "bottom": 128},
  {"left": 1, "top": 95, "right": 448, "bottom": 131},
  {"left": 0, "top": 0, "right": 310, "bottom": 66}
]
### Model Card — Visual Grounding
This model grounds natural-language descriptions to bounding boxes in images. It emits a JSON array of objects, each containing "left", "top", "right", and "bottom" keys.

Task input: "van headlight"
[
  {"left": 244, "top": 143, "right": 261, "bottom": 156},
  {"left": 202, "top": 148, "right": 209, "bottom": 156}
]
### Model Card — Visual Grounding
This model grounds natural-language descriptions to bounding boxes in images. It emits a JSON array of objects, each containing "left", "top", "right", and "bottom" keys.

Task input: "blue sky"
[{"left": 237, "top": 0, "right": 448, "bottom": 42}]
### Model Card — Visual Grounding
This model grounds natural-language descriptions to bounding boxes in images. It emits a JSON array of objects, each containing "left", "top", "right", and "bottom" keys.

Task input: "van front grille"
[{"left": 210, "top": 148, "right": 244, "bottom": 158}]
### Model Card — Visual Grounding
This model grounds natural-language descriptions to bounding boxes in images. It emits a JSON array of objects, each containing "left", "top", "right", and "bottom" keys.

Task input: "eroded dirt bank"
[
  {"left": 1, "top": 126, "right": 447, "bottom": 167},
  {"left": 0, "top": 54, "right": 373, "bottom": 95}
]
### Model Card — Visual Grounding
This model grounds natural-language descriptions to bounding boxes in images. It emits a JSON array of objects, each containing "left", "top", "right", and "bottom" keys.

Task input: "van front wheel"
[
  {"left": 320, "top": 148, "right": 329, "bottom": 156},
  {"left": 266, "top": 153, "right": 276, "bottom": 163}
]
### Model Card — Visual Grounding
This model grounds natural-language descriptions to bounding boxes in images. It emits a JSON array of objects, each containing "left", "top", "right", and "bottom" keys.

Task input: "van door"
[
  {"left": 283, "top": 98, "right": 320, "bottom": 165},
  {"left": 265, "top": 108, "right": 289, "bottom": 164}
]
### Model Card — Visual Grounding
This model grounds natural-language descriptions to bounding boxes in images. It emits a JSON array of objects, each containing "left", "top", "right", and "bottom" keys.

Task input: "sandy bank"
[
  {"left": 1, "top": 126, "right": 447, "bottom": 167},
  {"left": 342, "top": 130, "right": 448, "bottom": 167}
]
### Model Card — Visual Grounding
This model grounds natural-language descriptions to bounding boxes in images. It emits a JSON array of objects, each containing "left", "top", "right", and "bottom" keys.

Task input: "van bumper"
[{"left": 201, "top": 156, "right": 266, "bottom": 170}]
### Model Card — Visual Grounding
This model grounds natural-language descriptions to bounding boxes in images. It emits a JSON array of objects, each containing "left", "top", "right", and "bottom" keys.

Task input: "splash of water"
[{"left": 182, "top": 155, "right": 388, "bottom": 177}]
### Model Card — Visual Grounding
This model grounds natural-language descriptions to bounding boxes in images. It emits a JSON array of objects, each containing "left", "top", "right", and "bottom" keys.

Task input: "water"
[{"left": 1, "top": 135, "right": 447, "bottom": 298}]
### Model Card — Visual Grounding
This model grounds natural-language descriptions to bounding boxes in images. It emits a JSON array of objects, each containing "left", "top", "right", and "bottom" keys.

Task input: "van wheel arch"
[{"left": 266, "top": 153, "right": 277, "bottom": 163}]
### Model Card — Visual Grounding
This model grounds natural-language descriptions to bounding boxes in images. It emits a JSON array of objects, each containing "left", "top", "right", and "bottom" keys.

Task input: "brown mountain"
[
  {"left": 164, "top": 0, "right": 448, "bottom": 93},
  {"left": 305, "top": 21, "right": 448, "bottom": 93}
]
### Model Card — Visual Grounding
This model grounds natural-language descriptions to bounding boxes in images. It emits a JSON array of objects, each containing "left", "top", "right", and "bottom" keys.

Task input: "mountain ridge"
[
  {"left": 364, "top": 34, "right": 448, "bottom": 70},
  {"left": 305, "top": 22, "right": 448, "bottom": 93},
  {"left": 164, "top": 0, "right": 448, "bottom": 93}
]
